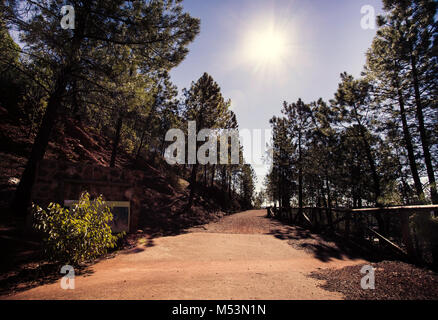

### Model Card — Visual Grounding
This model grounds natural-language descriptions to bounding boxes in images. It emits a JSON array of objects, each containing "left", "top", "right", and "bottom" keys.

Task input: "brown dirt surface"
[
  {"left": 309, "top": 260, "right": 438, "bottom": 300},
  {"left": 188, "top": 209, "right": 276, "bottom": 234},
  {"left": 0, "top": 114, "right": 237, "bottom": 296},
  {"left": 1, "top": 210, "right": 368, "bottom": 300}
]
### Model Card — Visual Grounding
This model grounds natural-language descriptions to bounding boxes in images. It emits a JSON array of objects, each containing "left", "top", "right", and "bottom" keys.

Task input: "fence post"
[
  {"left": 400, "top": 209, "right": 416, "bottom": 262},
  {"left": 345, "top": 210, "right": 351, "bottom": 237}
]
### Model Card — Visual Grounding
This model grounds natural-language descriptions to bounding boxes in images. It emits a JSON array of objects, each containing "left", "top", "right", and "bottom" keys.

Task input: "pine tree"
[
  {"left": 182, "top": 73, "right": 232, "bottom": 208},
  {"left": 282, "top": 99, "right": 313, "bottom": 213},
  {"left": 2, "top": 0, "right": 200, "bottom": 216},
  {"left": 378, "top": 0, "right": 438, "bottom": 204},
  {"left": 331, "top": 73, "right": 387, "bottom": 233},
  {"left": 269, "top": 116, "right": 294, "bottom": 208},
  {"left": 365, "top": 26, "right": 425, "bottom": 202}
]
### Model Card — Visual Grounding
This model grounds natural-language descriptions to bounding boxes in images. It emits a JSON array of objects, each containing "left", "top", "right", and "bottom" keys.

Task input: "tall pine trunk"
[
  {"left": 72, "top": 79, "right": 81, "bottom": 122},
  {"left": 396, "top": 79, "right": 424, "bottom": 200},
  {"left": 228, "top": 173, "right": 232, "bottom": 199},
  {"left": 11, "top": 11, "right": 86, "bottom": 217},
  {"left": 136, "top": 97, "right": 159, "bottom": 160},
  {"left": 325, "top": 171, "right": 333, "bottom": 228},
  {"left": 210, "top": 164, "right": 216, "bottom": 187},
  {"left": 410, "top": 50, "right": 438, "bottom": 269},
  {"left": 110, "top": 115, "right": 123, "bottom": 168},
  {"left": 135, "top": 127, "right": 147, "bottom": 161},
  {"left": 410, "top": 54, "right": 438, "bottom": 206},
  {"left": 298, "top": 131, "right": 303, "bottom": 216},
  {"left": 11, "top": 78, "right": 67, "bottom": 216},
  {"left": 187, "top": 163, "right": 199, "bottom": 209},
  {"left": 356, "top": 120, "right": 386, "bottom": 234}
]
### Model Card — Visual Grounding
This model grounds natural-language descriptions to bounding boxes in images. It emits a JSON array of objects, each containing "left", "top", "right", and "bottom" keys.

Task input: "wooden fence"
[{"left": 267, "top": 205, "right": 438, "bottom": 266}]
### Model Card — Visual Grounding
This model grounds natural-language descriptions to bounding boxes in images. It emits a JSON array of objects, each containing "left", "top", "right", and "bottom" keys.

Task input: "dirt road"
[{"left": 2, "top": 210, "right": 367, "bottom": 300}]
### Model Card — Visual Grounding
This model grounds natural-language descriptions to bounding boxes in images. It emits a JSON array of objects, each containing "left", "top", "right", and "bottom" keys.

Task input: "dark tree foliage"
[
  {"left": 1, "top": 0, "right": 201, "bottom": 215},
  {"left": 1, "top": 1, "right": 257, "bottom": 217}
]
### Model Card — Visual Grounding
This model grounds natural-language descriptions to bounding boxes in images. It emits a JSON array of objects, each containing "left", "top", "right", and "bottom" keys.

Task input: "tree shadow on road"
[
  {"left": 269, "top": 226, "right": 315, "bottom": 241},
  {"left": 267, "top": 222, "right": 381, "bottom": 263},
  {"left": 0, "top": 260, "right": 94, "bottom": 297}
]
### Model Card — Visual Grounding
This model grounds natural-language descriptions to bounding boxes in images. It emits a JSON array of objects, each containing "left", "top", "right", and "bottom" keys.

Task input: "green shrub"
[{"left": 33, "top": 192, "right": 124, "bottom": 265}]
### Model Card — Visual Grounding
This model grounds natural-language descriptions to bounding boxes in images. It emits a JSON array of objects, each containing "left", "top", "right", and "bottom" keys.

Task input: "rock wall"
[{"left": 32, "top": 159, "right": 146, "bottom": 233}]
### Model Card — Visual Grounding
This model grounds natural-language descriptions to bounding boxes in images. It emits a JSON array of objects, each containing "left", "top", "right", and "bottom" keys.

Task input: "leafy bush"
[{"left": 33, "top": 192, "right": 124, "bottom": 265}]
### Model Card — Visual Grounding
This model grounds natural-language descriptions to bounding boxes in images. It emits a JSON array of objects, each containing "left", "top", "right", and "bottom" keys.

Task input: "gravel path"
[{"left": 1, "top": 210, "right": 368, "bottom": 300}]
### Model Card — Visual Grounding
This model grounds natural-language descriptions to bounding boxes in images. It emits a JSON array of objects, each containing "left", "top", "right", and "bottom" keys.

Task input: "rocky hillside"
[{"left": 0, "top": 106, "right": 233, "bottom": 234}]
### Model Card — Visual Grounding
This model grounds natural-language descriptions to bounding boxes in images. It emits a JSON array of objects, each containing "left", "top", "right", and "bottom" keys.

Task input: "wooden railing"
[{"left": 267, "top": 205, "right": 438, "bottom": 265}]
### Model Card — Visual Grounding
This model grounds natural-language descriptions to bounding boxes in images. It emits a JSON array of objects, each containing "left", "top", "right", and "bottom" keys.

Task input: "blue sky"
[{"left": 170, "top": 0, "right": 384, "bottom": 191}]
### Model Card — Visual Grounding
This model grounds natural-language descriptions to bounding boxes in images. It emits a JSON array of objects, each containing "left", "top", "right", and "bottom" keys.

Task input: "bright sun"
[
  {"left": 247, "top": 30, "right": 287, "bottom": 64},
  {"left": 244, "top": 27, "right": 288, "bottom": 68},
  {"left": 235, "top": 12, "right": 298, "bottom": 79}
]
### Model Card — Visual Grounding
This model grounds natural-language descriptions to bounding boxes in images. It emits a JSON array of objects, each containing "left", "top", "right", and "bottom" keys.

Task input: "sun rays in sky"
[{"left": 235, "top": 8, "right": 300, "bottom": 83}]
